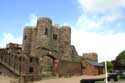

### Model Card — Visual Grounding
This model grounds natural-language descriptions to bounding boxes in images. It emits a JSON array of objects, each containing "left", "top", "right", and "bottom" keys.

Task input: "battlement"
[
  {"left": 82, "top": 52, "right": 98, "bottom": 62},
  {"left": 37, "top": 17, "right": 52, "bottom": 27},
  {"left": 0, "top": 17, "right": 104, "bottom": 83},
  {"left": 22, "top": 17, "right": 72, "bottom": 59},
  {"left": 6, "top": 43, "right": 22, "bottom": 49}
]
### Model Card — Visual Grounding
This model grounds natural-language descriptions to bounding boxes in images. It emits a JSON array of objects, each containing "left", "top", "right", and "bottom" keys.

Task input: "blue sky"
[
  {"left": 0, "top": 0, "right": 79, "bottom": 36},
  {"left": 0, "top": 0, "right": 125, "bottom": 62}
]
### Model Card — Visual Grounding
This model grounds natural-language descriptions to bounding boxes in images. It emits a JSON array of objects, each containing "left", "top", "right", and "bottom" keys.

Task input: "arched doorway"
[{"left": 41, "top": 54, "right": 58, "bottom": 77}]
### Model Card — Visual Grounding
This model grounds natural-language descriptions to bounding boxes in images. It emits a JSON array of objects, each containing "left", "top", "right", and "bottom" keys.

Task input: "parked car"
[
  {"left": 108, "top": 73, "right": 118, "bottom": 81},
  {"left": 114, "top": 70, "right": 125, "bottom": 78}
]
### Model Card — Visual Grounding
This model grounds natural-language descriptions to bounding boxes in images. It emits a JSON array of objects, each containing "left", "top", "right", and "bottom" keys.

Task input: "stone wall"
[
  {"left": 58, "top": 60, "right": 82, "bottom": 76},
  {"left": 82, "top": 52, "right": 98, "bottom": 62},
  {"left": 0, "top": 43, "right": 41, "bottom": 83},
  {"left": 0, "top": 17, "right": 105, "bottom": 83}
]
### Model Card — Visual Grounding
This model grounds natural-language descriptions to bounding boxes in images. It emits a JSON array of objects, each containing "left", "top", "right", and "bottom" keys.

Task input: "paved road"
[{"left": 108, "top": 79, "right": 125, "bottom": 83}]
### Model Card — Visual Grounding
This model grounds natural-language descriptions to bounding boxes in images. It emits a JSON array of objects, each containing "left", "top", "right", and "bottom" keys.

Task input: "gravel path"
[
  {"left": 32, "top": 74, "right": 106, "bottom": 83},
  {"left": 0, "top": 75, "right": 17, "bottom": 83}
]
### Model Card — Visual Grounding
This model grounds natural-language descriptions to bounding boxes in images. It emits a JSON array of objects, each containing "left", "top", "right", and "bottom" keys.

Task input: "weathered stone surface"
[
  {"left": 0, "top": 17, "right": 104, "bottom": 83},
  {"left": 82, "top": 53, "right": 98, "bottom": 62},
  {"left": 0, "top": 17, "right": 81, "bottom": 82}
]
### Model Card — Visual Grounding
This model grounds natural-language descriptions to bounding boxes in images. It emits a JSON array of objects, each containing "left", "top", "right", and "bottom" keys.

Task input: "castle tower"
[
  {"left": 52, "top": 24, "right": 60, "bottom": 52},
  {"left": 59, "top": 26, "right": 72, "bottom": 60},
  {"left": 35, "top": 17, "right": 53, "bottom": 57},
  {"left": 30, "top": 28, "right": 37, "bottom": 57},
  {"left": 22, "top": 26, "right": 32, "bottom": 55}
]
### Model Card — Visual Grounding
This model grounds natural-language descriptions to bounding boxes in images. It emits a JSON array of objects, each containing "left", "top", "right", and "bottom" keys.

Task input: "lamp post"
[{"left": 105, "top": 60, "right": 108, "bottom": 83}]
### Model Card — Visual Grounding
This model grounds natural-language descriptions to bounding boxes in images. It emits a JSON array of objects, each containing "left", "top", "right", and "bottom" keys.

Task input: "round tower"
[
  {"left": 35, "top": 17, "right": 53, "bottom": 57},
  {"left": 59, "top": 26, "right": 71, "bottom": 46},
  {"left": 30, "top": 28, "right": 37, "bottom": 57},
  {"left": 22, "top": 26, "right": 32, "bottom": 55},
  {"left": 59, "top": 26, "right": 71, "bottom": 61},
  {"left": 37, "top": 17, "right": 52, "bottom": 27}
]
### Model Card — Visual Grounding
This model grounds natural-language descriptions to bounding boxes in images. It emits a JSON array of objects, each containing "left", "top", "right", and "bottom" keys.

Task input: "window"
[
  {"left": 65, "top": 41, "right": 69, "bottom": 45},
  {"left": 61, "top": 50, "right": 64, "bottom": 53},
  {"left": 0, "top": 72, "right": 2, "bottom": 75},
  {"left": 23, "top": 57, "right": 25, "bottom": 61},
  {"left": 24, "top": 35, "right": 27, "bottom": 40},
  {"left": 29, "top": 67, "right": 33, "bottom": 73},
  {"left": 53, "top": 34, "right": 57, "bottom": 40},
  {"left": 45, "top": 28, "right": 48, "bottom": 35},
  {"left": 15, "top": 56, "right": 17, "bottom": 59},
  {"left": 30, "top": 57, "right": 33, "bottom": 62},
  {"left": 36, "top": 58, "right": 39, "bottom": 64},
  {"left": 1, "top": 56, "right": 3, "bottom": 59},
  {"left": 19, "top": 57, "right": 22, "bottom": 61}
]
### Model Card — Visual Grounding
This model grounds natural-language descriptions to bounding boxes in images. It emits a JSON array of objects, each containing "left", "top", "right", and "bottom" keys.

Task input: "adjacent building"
[{"left": 81, "top": 53, "right": 104, "bottom": 75}]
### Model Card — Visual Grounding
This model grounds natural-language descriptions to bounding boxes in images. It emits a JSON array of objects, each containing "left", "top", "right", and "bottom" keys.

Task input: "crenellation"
[
  {"left": 37, "top": 17, "right": 52, "bottom": 27},
  {"left": 0, "top": 17, "right": 104, "bottom": 83},
  {"left": 82, "top": 52, "right": 98, "bottom": 62}
]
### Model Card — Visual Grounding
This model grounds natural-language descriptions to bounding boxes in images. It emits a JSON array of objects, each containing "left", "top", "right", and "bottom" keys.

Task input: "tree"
[
  {"left": 101, "top": 61, "right": 113, "bottom": 72},
  {"left": 115, "top": 50, "right": 125, "bottom": 70},
  {"left": 106, "top": 61, "right": 113, "bottom": 72}
]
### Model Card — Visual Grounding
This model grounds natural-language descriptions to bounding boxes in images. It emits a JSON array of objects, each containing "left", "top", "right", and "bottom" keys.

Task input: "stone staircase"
[{"left": 0, "top": 59, "right": 25, "bottom": 77}]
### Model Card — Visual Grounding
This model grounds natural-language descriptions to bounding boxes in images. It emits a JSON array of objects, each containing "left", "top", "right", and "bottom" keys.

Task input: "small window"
[
  {"left": 53, "top": 34, "right": 57, "bottom": 40},
  {"left": 23, "top": 57, "right": 25, "bottom": 61},
  {"left": 1, "top": 56, "right": 3, "bottom": 59},
  {"left": 24, "top": 35, "right": 27, "bottom": 40},
  {"left": 36, "top": 58, "right": 39, "bottom": 64},
  {"left": 30, "top": 57, "right": 33, "bottom": 62},
  {"left": 29, "top": 67, "right": 33, "bottom": 73},
  {"left": 19, "top": 57, "right": 22, "bottom": 61},
  {"left": 15, "top": 56, "right": 17, "bottom": 59},
  {"left": 0, "top": 72, "right": 2, "bottom": 75},
  {"left": 65, "top": 41, "right": 68, "bottom": 45},
  {"left": 61, "top": 50, "right": 64, "bottom": 53},
  {"left": 45, "top": 28, "right": 48, "bottom": 35}
]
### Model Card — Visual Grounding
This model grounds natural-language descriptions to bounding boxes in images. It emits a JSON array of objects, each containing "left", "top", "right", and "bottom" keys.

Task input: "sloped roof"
[{"left": 84, "top": 60, "right": 104, "bottom": 67}]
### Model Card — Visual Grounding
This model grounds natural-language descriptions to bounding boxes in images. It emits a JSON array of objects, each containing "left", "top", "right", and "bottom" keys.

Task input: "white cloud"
[
  {"left": 0, "top": 10, "right": 123, "bottom": 63},
  {"left": 24, "top": 14, "right": 38, "bottom": 26},
  {"left": 76, "top": 14, "right": 101, "bottom": 31},
  {"left": 78, "top": 0, "right": 125, "bottom": 13},
  {"left": 70, "top": 0, "right": 125, "bottom": 62},
  {"left": 0, "top": 33, "right": 22, "bottom": 48},
  {"left": 0, "top": 14, "right": 37, "bottom": 48},
  {"left": 71, "top": 29, "right": 125, "bottom": 62},
  {"left": 75, "top": 12, "right": 121, "bottom": 32},
  {"left": 0, "top": 14, "right": 38, "bottom": 48}
]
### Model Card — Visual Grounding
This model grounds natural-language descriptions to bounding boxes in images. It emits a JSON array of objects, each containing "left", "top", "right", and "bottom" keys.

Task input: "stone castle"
[{"left": 0, "top": 17, "right": 104, "bottom": 83}]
